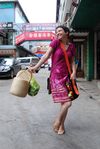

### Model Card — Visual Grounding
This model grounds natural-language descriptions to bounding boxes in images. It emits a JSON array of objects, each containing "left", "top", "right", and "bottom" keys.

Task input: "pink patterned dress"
[{"left": 49, "top": 39, "right": 75, "bottom": 103}]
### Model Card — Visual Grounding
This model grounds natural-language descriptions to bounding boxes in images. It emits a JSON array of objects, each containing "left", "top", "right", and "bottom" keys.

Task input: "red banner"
[{"left": 15, "top": 31, "right": 55, "bottom": 45}]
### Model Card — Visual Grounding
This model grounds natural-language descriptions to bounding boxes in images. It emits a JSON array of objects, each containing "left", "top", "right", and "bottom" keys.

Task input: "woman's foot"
[
  {"left": 53, "top": 120, "right": 61, "bottom": 133},
  {"left": 57, "top": 125, "right": 65, "bottom": 135}
]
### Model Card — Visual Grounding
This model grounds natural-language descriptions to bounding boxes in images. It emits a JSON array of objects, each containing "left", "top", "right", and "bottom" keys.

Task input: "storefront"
[
  {"left": 70, "top": 0, "right": 100, "bottom": 80},
  {"left": 70, "top": 32, "right": 88, "bottom": 78}
]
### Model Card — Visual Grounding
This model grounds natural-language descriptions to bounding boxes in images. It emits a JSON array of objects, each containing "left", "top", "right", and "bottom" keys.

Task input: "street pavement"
[
  {"left": 0, "top": 68, "right": 100, "bottom": 149},
  {"left": 77, "top": 78, "right": 100, "bottom": 102}
]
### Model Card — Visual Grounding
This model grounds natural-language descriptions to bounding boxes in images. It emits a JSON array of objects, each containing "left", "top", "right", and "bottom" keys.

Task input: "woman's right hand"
[{"left": 28, "top": 66, "right": 37, "bottom": 73}]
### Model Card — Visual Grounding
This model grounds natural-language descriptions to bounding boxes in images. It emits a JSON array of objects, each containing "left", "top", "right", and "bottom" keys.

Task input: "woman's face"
[{"left": 55, "top": 27, "right": 68, "bottom": 40}]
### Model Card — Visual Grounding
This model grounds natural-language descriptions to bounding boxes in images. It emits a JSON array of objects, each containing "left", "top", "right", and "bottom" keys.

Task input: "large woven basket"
[{"left": 10, "top": 70, "right": 32, "bottom": 97}]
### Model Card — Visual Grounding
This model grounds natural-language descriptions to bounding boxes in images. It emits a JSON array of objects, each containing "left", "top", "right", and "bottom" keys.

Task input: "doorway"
[{"left": 97, "top": 40, "right": 100, "bottom": 79}]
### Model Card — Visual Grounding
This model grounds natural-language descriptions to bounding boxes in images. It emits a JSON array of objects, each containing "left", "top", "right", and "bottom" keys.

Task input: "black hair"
[{"left": 55, "top": 25, "right": 70, "bottom": 33}]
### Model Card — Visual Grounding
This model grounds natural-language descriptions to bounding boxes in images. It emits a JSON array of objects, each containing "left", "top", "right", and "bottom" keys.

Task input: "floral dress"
[{"left": 49, "top": 39, "right": 75, "bottom": 103}]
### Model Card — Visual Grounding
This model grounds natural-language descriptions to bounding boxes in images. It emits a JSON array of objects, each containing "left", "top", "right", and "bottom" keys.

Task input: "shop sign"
[
  {"left": 0, "top": 2, "right": 14, "bottom": 8},
  {"left": 0, "top": 50, "right": 15, "bottom": 55},
  {"left": 0, "top": 22, "right": 13, "bottom": 29},
  {"left": 14, "top": 23, "right": 57, "bottom": 31}
]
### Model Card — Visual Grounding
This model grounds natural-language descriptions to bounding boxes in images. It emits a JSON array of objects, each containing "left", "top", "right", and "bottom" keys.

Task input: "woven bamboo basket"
[{"left": 10, "top": 70, "right": 32, "bottom": 97}]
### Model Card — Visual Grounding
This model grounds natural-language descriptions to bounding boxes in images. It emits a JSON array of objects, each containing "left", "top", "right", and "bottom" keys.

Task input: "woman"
[{"left": 28, "top": 25, "right": 76, "bottom": 135}]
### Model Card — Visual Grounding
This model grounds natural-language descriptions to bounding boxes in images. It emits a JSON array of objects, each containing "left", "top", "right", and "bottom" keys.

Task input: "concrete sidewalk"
[{"left": 77, "top": 78, "right": 100, "bottom": 102}]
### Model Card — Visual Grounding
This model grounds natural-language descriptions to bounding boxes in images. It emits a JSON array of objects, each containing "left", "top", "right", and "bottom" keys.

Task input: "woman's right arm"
[{"left": 28, "top": 46, "right": 53, "bottom": 73}]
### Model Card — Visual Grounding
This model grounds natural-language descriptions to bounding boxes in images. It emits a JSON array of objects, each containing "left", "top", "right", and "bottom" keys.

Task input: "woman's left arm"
[{"left": 70, "top": 58, "right": 76, "bottom": 79}]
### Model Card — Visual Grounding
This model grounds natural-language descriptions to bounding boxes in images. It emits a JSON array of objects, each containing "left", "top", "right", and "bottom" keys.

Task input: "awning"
[
  {"left": 17, "top": 46, "right": 35, "bottom": 56},
  {"left": 71, "top": 0, "right": 100, "bottom": 30},
  {"left": 35, "top": 50, "right": 46, "bottom": 58}
]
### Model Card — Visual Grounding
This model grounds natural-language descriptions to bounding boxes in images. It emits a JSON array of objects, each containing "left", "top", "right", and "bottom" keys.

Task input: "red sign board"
[{"left": 15, "top": 31, "right": 55, "bottom": 45}]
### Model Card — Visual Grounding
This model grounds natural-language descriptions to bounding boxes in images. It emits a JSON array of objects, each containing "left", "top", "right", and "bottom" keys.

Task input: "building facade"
[{"left": 0, "top": 0, "right": 29, "bottom": 57}]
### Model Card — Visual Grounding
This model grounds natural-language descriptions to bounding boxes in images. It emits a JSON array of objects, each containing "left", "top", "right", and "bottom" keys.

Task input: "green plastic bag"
[{"left": 28, "top": 76, "right": 40, "bottom": 96}]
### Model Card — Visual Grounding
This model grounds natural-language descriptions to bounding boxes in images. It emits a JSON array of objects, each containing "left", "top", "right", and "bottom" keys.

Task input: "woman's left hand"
[{"left": 70, "top": 72, "right": 76, "bottom": 80}]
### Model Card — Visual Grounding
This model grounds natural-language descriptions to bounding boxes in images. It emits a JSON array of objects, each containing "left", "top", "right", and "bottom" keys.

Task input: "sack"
[
  {"left": 47, "top": 77, "right": 51, "bottom": 94},
  {"left": 66, "top": 79, "right": 79, "bottom": 100},
  {"left": 28, "top": 76, "right": 40, "bottom": 96}
]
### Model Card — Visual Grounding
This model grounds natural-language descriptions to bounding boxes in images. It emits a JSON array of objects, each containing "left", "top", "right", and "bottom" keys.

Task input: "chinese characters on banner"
[{"left": 15, "top": 31, "right": 55, "bottom": 45}]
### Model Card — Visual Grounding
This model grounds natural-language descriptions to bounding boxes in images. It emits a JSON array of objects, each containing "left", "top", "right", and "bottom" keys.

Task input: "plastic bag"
[{"left": 28, "top": 76, "right": 40, "bottom": 96}]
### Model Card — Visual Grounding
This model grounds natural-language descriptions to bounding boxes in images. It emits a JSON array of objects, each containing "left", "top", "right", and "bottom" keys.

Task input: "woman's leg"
[
  {"left": 53, "top": 100, "right": 72, "bottom": 134},
  {"left": 58, "top": 101, "right": 72, "bottom": 134}
]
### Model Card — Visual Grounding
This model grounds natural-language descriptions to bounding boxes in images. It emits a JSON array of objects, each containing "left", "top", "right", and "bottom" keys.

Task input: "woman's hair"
[{"left": 55, "top": 25, "right": 70, "bottom": 33}]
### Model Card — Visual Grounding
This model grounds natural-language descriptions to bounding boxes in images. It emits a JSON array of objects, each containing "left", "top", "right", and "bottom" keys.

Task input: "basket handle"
[{"left": 16, "top": 70, "right": 32, "bottom": 82}]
